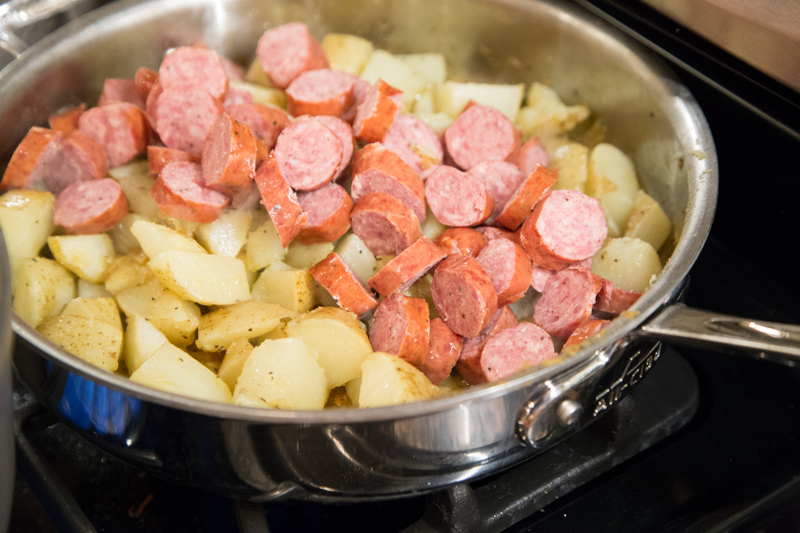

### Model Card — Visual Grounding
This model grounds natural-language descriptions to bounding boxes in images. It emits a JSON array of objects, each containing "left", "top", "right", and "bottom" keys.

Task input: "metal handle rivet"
[{"left": 556, "top": 400, "right": 582, "bottom": 426}]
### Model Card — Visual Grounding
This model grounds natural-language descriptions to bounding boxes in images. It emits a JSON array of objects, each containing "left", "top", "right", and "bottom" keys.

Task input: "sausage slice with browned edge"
[
  {"left": 369, "top": 293, "right": 430, "bottom": 367},
  {"left": 467, "top": 160, "right": 526, "bottom": 225},
  {"left": 480, "top": 322, "right": 556, "bottom": 382},
  {"left": 425, "top": 165, "right": 493, "bottom": 227},
  {"left": 520, "top": 189, "right": 608, "bottom": 270},
  {"left": 308, "top": 252, "right": 379, "bottom": 318},
  {"left": 352, "top": 79, "right": 402, "bottom": 144},
  {"left": 476, "top": 238, "right": 533, "bottom": 307},
  {"left": 296, "top": 183, "right": 353, "bottom": 245},
  {"left": 506, "top": 136, "right": 549, "bottom": 176},
  {"left": 383, "top": 113, "right": 443, "bottom": 180},
  {"left": 48, "top": 105, "right": 86, "bottom": 136},
  {"left": 419, "top": 317, "right": 463, "bottom": 385},
  {"left": 54, "top": 178, "right": 129, "bottom": 235},
  {"left": 294, "top": 115, "right": 355, "bottom": 181},
  {"left": 434, "top": 227, "right": 487, "bottom": 258},
  {"left": 78, "top": 102, "right": 149, "bottom": 168},
  {"left": 225, "top": 102, "right": 290, "bottom": 151},
  {"left": 431, "top": 254, "right": 498, "bottom": 338},
  {"left": 44, "top": 131, "right": 108, "bottom": 195},
  {"left": 443, "top": 103, "right": 520, "bottom": 170},
  {"left": 533, "top": 265, "right": 604, "bottom": 341},
  {"left": 97, "top": 78, "right": 145, "bottom": 109},
  {"left": 286, "top": 69, "right": 357, "bottom": 117},
  {"left": 201, "top": 113, "right": 257, "bottom": 196},
  {"left": 272, "top": 120, "right": 343, "bottom": 191},
  {"left": 155, "top": 82, "right": 223, "bottom": 157},
  {"left": 349, "top": 192, "right": 422, "bottom": 257},
  {"left": 0, "top": 127, "right": 62, "bottom": 191},
  {"left": 253, "top": 154, "right": 308, "bottom": 247},
  {"left": 368, "top": 236, "right": 446, "bottom": 296},
  {"left": 134, "top": 67, "right": 158, "bottom": 100},
  {"left": 455, "top": 305, "right": 518, "bottom": 385},
  {"left": 151, "top": 161, "right": 230, "bottom": 223},
  {"left": 159, "top": 46, "right": 229, "bottom": 101},
  {"left": 495, "top": 163, "right": 559, "bottom": 231},
  {"left": 563, "top": 318, "right": 611, "bottom": 350},
  {"left": 256, "top": 22, "right": 329, "bottom": 89},
  {"left": 593, "top": 278, "right": 642, "bottom": 315},
  {"left": 147, "top": 146, "right": 199, "bottom": 179}
]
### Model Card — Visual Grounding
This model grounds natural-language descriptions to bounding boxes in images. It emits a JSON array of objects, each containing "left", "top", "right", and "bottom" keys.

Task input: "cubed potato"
[
  {"left": 284, "top": 241, "right": 335, "bottom": 271},
  {"left": 516, "top": 82, "right": 590, "bottom": 139},
  {"left": 13, "top": 257, "right": 76, "bottom": 327},
  {"left": 123, "top": 314, "right": 169, "bottom": 374},
  {"left": 360, "top": 49, "right": 431, "bottom": 111},
  {"left": 37, "top": 315, "right": 122, "bottom": 372},
  {"left": 284, "top": 307, "right": 372, "bottom": 388},
  {"left": 196, "top": 300, "right": 295, "bottom": 352},
  {"left": 194, "top": 210, "right": 252, "bottom": 257},
  {"left": 412, "top": 112, "right": 454, "bottom": 136},
  {"left": 233, "top": 337, "right": 329, "bottom": 409},
  {"left": 108, "top": 213, "right": 147, "bottom": 255},
  {"left": 404, "top": 273, "right": 437, "bottom": 319},
  {"left": 148, "top": 251, "right": 250, "bottom": 306},
  {"left": 244, "top": 58, "right": 275, "bottom": 86},
  {"left": 550, "top": 142, "right": 589, "bottom": 193},
  {"left": 344, "top": 377, "right": 361, "bottom": 407},
  {"left": 129, "top": 343, "right": 232, "bottom": 403},
  {"left": 624, "top": 190, "right": 672, "bottom": 251},
  {"left": 398, "top": 53, "right": 447, "bottom": 85},
  {"left": 0, "top": 189, "right": 55, "bottom": 284},
  {"left": 321, "top": 33, "right": 374, "bottom": 75},
  {"left": 103, "top": 252, "right": 151, "bottom": 295},
  {"left": 47, "top": 234, "right": 115, "bottom": 284},
  {"left": 131, "top": 219, "right": 206, "bottom": 259},
  {"left": 334, "top": 233, "right": 377, "bottom": 284},
  {"left": 245, "top": 218, "right": 286, "bottom": 271},
  {"left": 108, "top": 161, "right": 161, "bottom": 220},
  {"left": 250, "top": 269, "right": 316, "bottom": 313},
  {"left": 420, "top": 206, "right": 447, "bottom": 241},
  {"left": 61, "top": 296, "right": 122, "bottom": 331},
  {"left": 77, "top": 279, "right": 113, "bottom": 299},
  {"left": 592, "top": 237, "right": 662, "bottom": 292},
  {"left": 434, "top": 81, "right": 524, "bottom": 120},
  {"left": 217, "top": 337, "right": 254, "bottom": 391},
  {"left": 228, "top": 79, "right": 286, "bottom": 108},
  {"left": 413, "top": 90, "right": 436, "bottom": 114},
  {"left": 358, "top": 352, "right": 440, "bottom": 407},
  {"left": 116, "top": 278, "right": 200, "bottom": 347},
  {"left": 585, "top": 143, "right": 640, "bottom": 238}
]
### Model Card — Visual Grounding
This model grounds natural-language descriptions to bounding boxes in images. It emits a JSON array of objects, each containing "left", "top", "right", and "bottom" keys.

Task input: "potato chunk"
[
  {"left": 196, "top": 300, "right": 295, "bottom": 352},
  {"left": 108, "top": 161, "right": 160, "bottom": 220},
  {"left": 245, "top": 217, "right": 286, "bottom": 271},
  {"left": 434, "top": 81, "right": 524, "bottom": 120},
  {"left": 585, "top": 143, "right": 640, "bottom": 237},
  {"left": 148, "top": 251, "right": 250, "bottom": 306},
  {"left": 116, "top": 278, "right": 200, "bottom": 347},
  {"left": 321, "top": 33, "right": 374, "bottom": 75},
  {"left": 0, "top": 189, "right": 55, "bottom": 284},
  {"left": 61, "top": 297, "right": 122, "bottom": 331},
  {"left": 592, "top": 237, "right": 662, "bottom": 292},
  {"left": 334, "top": 233, "right": 377, "bottom": 284},
  {"left": 358, "top": 352, "right": 440, "bottom": 407},
  {"left": 13, "top": 257, "right": 76, "bottom": 327},
  {"left": 624, "top": 190, "right": 672, "bottom": 251},
  {"left": 218, "top": 337, "right": 254, "bottom": 391},
  {"left": 194, "top": 210, "right": 252, "bottom": 257},
  {"left": 250, "top": 269, "right": 316, "bottom": 313},
  {"left": 516, "top": 82, "right": 590, "bottom": 139},
  {"left": 131, "top": 219, "right": 206, "bottom": 259},
  {"left": 124, "top": 314, "right": 169, "bottom": 374},
  {"left": 37, "top": 315, "right": 122, "bottom": 372},
  {"left": 47, "top": 234, "right": 115, "bottom": 284}
]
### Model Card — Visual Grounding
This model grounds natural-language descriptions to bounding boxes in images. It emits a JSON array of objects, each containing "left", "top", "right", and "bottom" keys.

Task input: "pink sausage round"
[
  {"left": 369, "top": 293, "right": 430, "bottom": 367},
  {"left": 495, "top": 163, "right": 558, "bottom": 231},
  {"left": 443, "top": 104, "right": 520, "bottom": 170},
  {"left": 151, "top": 161, "right": 230, "bottom": 223},
  {"left": 155, "top": 82, "right": 223, "bottom": 157},
  {"left": 253, "top": 154, "right": 308, "bottom": 247},
  {"left": 467, "top": 160, "right": 526, "bottom": 225},
  {"left": 308, "top": 252, "right": 378, "bottom": 318},
  {"left": 594, "top": 279, "right": 642, "bottom": 315},
  {"left": 286, "top": 69, "right": 356, "bottom": 117},
  {"left": 201, "top": 113, "right": 257, "bottom": 196},
  {"left": 506, "top": 136, "right": 549, "bottom": 176},
  {"left": 97, "top": 78, "right": 145, "bottom": 109},
  {"left": 1, "top": 127, "right": 62, "bottom": 191},
  {"left": 425, "top": 165, "right": 493, "bottom": 227},
  {"left": 533, "top": 265, "right": 604, "bottom": 341},
  {"left": 349, "top": 192, "right": 422, "bottom": 257},
  {"left": 368, "top": 237, "right": 446, "bottom": 297},
  {"left": 480, "top": 322, "right": 556, "bottom": 382},
  {"left": 455, "top": 305, "right": 518, "bottom": 385},
  {"left": 48, "top": 104, "right": 85, "bottom": 136},
  {"left": 226, "top": 102, "right": 290, "bottom": 150},
  {"left": 294, "top": 115, "right": 355, "bottom": 181},
  {"left": 78, "top": 102, "right": 149, "bottom": 168},
  {"left": 159, "top": 46, "right": 228, "bottom": 100},
  {"left": 434, "top": 227, "right": 488, "bottom": 258},
  {"left": 296, "top": 183, "right": 353, "bottom": 245},
  {"left": 476, "top": 238, "right": 533, "bottom": 307},
  {"left": 134, "top": 67, "right": 159, "bottom": 100},
  {"left": 352, "top": 80, "right": 402, "bottom": 144},
  {"left": 383, "top": 113, "right": 443, "bottom": 180},
  {"left": 44, "top": 131, "right": 108, "bottom": 195},
  {"left": 272, "top": 119, "right": 343, "bottom": 191},
  {"left": 147, "top": 146, "right": 199, "bottom": 179},
  {"left": 54, "top": 178, "right": 129, "bottom": 235},
  {"left": 431, "top": 254, "right": 498, "bottom": 338},
  {"left": 419, "top": 317, "right": 463, "bottom": 385},
  {"left": 256, "top": 22, "right": 329, "bottom": 89}
]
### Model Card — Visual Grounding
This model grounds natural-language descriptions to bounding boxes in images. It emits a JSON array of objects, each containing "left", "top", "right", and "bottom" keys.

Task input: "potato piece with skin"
[
  {"left": 334, "top": 233, "right": 377, "bottom": 284},
  {"left": 103, "top": 252, "right": 151, "bottom": 295},
  {"left": 0, "top": 189, "right": 55, "bottom": 284},
  {"left": 129, "top": 343, "right": 232, "bottom": 403},
  {"left": 283, "top": 307, "right": 372, "bottom": 388},
  {"left": 37, "top": 315, "right": 122, "bottom": 372},
  {"left": 233, "top": 338, "right": 329, "bottom": 409},
  {"left": 245, "top": 217, "right": 286, "bottom": 271},
  {"left": 321, "top": 33, "right": 374, "bottom": 75},
  {"left": 131, "top": 219, "right": 206, "bottom": 259},
  {"left": 124, "top": 314, "right": 169, "bottom": 374},
  {"left": 61, "top": 297, "right": 122, "bottom": 331},
  {"left": 218, "top": 337, "right": 254, "bottom": 391},
  {"left": 148, "top": 251, "right": 250, "bottom": 306},
  {"left": 47, "top": 234, "right": 115, "bottom": 284},
  {"left": 194, "top": 210, "right": 252, "bottom": 257},
  {"left": 585, "top": 143, "right": 640, "bottom": 238},
  {"left": 434, "top": 81, "right": 524, "bottom": 121},
  {"left": 13, "top": 257, "right": 76, "bottom": 328},
  {"left": 196, "top": 300, "right": 296, "bottom": 352},
  {"left": 358, "top": 352, "right": 440, "bottom": 407},
  {"left": 592, "top": 237, "right": 662, "bottom": 292},
  {"left": 624, "top": 190, "right": 672, "bottom": 251},
  {"left": 108, "top": 161, "right": 160, "bottom": 220},
  {"left": 116, "top": 277, "right": 200, "bottom": 347},
  {"left": 250, "top": 269, "right": 316, "bottom": 313},
  {"left": 284, "top": 241, "right": 335, "bottom": 271}
]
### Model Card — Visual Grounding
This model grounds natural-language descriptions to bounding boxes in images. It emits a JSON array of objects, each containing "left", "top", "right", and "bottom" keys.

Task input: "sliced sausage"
[
  {"left": 563, "top": 318, "right": 611, "bottom": 350},
  {"left": 44, "top": 131, "right": 108, "bottom": 195},
  {"left": 476, "top": 238, "right": 533, "bottom": 307},
  {"left": 97, "top": 78, "right": 145, "bottom": 109},
  {"left": 48, "top": 104, "right": 86, "bottom": 136},
  {"left": 253, "top": 154, "right": 308, "bottom": 247},
  {"left": 223, "top": 86, "right": 254, "bottom": 108},
  {"left": 134, "top": 67, "right": 159, "bottom": 100},
  {"left": 308, "top": 252, "right": 379, "bottom": 318},
  {"left": 201, "top": 113, "right": 257, "bottom": 196},
  {"left": 294, "top": 115, "right": 354, "bottom": 181},
  {"left": 431, "top": 254, "right": 498, "bottom": 338},
  {"left": 155, "top": 82, "right": 224, "bottom": 157},
  {"left": 476, "top": 225, "right": 520, "bottom": 245},
  {"left": 1, "top": 127, "right": 62, "bottom": 191},
  {"left": 520, "top": 189, "right": 608, "bottom": 270},
  {"left": 350, "top": 143, "right": 426, "bottom": 222},
  {"left": 383, "top": 113, "right": 443, "bottom": 180},
  {"left": 286, "top": 69, "right": 357, "bottom": 117},
  {"left": 296, "top": 182, "right": 353, "bottom": 244},
  {"left": 368, "top": 237, "right": 446, "bottom": 296},
  {"left": 220, "top": 55, "right": 245, "bottom": 81},
  {"left": 339, "top": 77, "right": 370, "bottom": 123},
  {"left": 226, "top": 102, "right": 290, "bottom": 150},
  {"left": 144, "top": 80, "right": 163, "bottom": 131},
  {"left": 352, "top": 79, "right": 402, "bottom": 144},
  {"left": 594, "top": 279, "right": 642, "bottom": 315},
  {"left": 495, "top": 163, "right": 559, "bottom": 231},
  {"left": 272, "top": 119, "right": 343, "bottom": 191},
  {"left": 53, "top": 178, "right": 129, "bottom": 235},
  {"left": 419, "top": 317, "right": 463, "bottom": 385},
  {"left": 77, "top": 102, "right": 149, "bottom": 168},
  {"left": 159, "top": 46, "right": 228, "bottom": 100},
  {"left": 349, "top": 192, "right": 421, "bottom": 257},
  {"left": 151, "top": 161, "right": 230, "bottom": 223},
  {"left": 425, "top": 165, "right": 493, "bottom": 227},
  {"left": 467, "top": 160, "right": 526, "bottom": 225},
  {"left": 147, "top": 146, "right": 199, "bottom": 179},
  {"left": 369, "top": 293, "right": 430, "bottom": 367},
  {"left": 443, "top": 104, "right": 520, "bottom": 170},
  {"left": 434, "top": 227, "right": 487, "bottom": 258},
  {"left": 506, "top": 136, "right": 549, "bottom": 176},
  {"left": 480, "top": 322, "right": 556, "bottom": 382},
  {"left": 533, "top": 265, "right": 604, "bottom": 341},
  {"left": 530, "top": 257, "right": 593, "bottom": 293},
  {"left": 256, "top": 22, "right": 329, "bottom": 89},
  {"left": 455, "top": 305, "right": 518, "bottom": 385}
]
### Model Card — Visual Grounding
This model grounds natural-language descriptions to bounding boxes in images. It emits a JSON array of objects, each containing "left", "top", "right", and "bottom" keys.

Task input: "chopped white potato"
[
  {"left": 321, "top": 33, "right": 374, "bottom": 75},
  {"left": 103, "top": 252, "right": 151, "bottom": 295},
  {"left": 397, "top": 53, "right": 447, "bottom": 85},
  {"left": 108, "top": 161, "right": 161, "bottom": 220},
  {"left": 245, "top": 218, "right": 286, "bottom": 271},
  {"left": 148, "top": 251, "right": 250, "bottom": 306},
  {"left": 196, "top": 300, "right": 295, "bottom": 352},
  {"left": 344, "top": 377, "right": 361, "bottom": 407},
  {"left": 592, "top": 237, "right": 662, "bottom": 292},
  {"left": 550, "top": 142, "right": 589, "bottom": 192},
  {"left": 413, "top": 112, "right": 454, "bottom": 136},
  {"left": 413, "top": 90, "right": 436, "bottom": 114},
  {"left": 194, "top": 210, "right": 252, "bottom": 257},
  {"left": 116, "top": 278, "right": 200, "bottom": 347},
  {"left": 61, "top": 297, "right": 122, "bottom": 331},
  {"left": 129, "top": 343, "right": 232, "bottom": 403},
  {"left": 516, "top": 82, "right": 590, "bottom": 139},
  {"left": 47, "top": 234, "right": 115, "bottom": 284},
  {"left": 124, "top": 314, "right": 169, "bottom": 374},
  {"left": 13, "top": 257, "right": 76, "bottom": 328},
  {"left": 108, "top": 213, "right": 147, "bottom": 255},
  {"left": 334, "top": 233, "right": 377, "bottom": 284},
  {"left": 233, "top": 337, "right": 329, "bottom": 409},
  {"left": 358, "top": 352, "right": 440, "bottom": 407},
  {"left": 131, "top": 219, "right": 207, "bottom": 259},
  {"left": 228, "top": 79, "right": 286, "bottom": 109},
  {"left": 284, "top": 241, "right": 335, "bottom": 271},
  {"left": 0, "top": 189, "right": 55, "bottom": 285},
  {"left": 359, "top": 49, "right": 432, "bottom": 111},
  {"left": 38, "top": 315, "right": 123, "bottom": 372},
  {"left": 434, "top": 81, "right": 524, "bottom": 120},
  {"left": 77, "top": 279, "right": 113, "bottom": 299},
  {"left": 585, "top": 143, "right": 640, "bottom": 238},
  {"left": 217, "top": 337, "right": 254, "bottom": 391},
  {"left": 624, "top": 190, "right": 672, "bottom": 251},
  {"left": 250, "top": 269, "right": 316, "bottom": 313},
  {"left": 420, "top": 206, "right": 447, "bottom": 241}
]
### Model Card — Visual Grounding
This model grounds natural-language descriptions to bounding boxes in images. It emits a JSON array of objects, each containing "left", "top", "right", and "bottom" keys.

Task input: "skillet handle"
[{"left": 637, "top": 303, "right": 800, "bottom": 365}]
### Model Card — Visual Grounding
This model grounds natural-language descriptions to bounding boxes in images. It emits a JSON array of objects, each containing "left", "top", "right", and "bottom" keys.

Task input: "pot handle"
[
  {"left": 636, "top": 303, "right": 800, "bottom": 365},
  {"left": 0, "top": 0, "right": 86, "bottom": 56}
]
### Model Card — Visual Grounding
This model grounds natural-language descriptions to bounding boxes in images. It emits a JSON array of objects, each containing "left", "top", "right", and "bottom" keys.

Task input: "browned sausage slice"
[
  {"left": 352, "top": 80, "right": 402, "bottom": 144},
  {"left": 308, "top": 252, "right": 379, "bottom": 318},
  {"left": 495, "top": 164, "right": 558, "bottom": 231},
  {"left": 151, "top": 161, "right": 230, "bottom": 223},
  {"left": 593, "top": 279, "right": 642, "bottom": 315},
  {"left": 294, "top": 115, "right": 355, "bottom": 181},
  {"left": 54, "top": 178, "right": 129, "bottom": 235},
  {"left": 431, "top": 254, "right": 498, "bottom": 338},
  {"left": 256, "top": 22, "right": 329, "bottom": 89},
  {"left": 44, "top": 131, "right": 108, "bottom": 195},
  {"left": 369, "top": 293, "right": 430, "bottom": 367},
  {"left": 296, "top": 183, "right": 353, "bottom": 244},
  {"left": 368, "top": 236, "right": 446, "bottom": 296},
  {"left": 530, "top": 258, "right": 593, "bottom": 293},
  {"left": 383, "top": 113, "right": 443, "bottom": 180},
  {"left": 480, "top": 322, "right": 556, "bottom": 382},
  {"left": 201, "top": 113, "right": 257, "bottom": 196},
  {"left": 0, "top": 127, "right": 62, "bottom": 191},
  {"left": 563, "top": 318, "right": 611, "bottom": 350},
  {"left": 443, "top": 104, "right": 520, "bottom": 170},
  {"left": 419, "top": 317, "right": 463, "bottom": 385},
  {"left": 506, "top": 136, "right": 549, "bottom": 176},
  {"left": 350, "top": 143, "right": 426, "bottom": 222},
  {"left": 97, "top": 78, "right": 145, "bottom": 108},
  {"left": 226, "top": 102, "right": 290, "bottom": 150},
  {"left": 520, "top": 189, "right": 608, "bottom": 270},
  {"left": 155, "top": 82, "right": 224, "bottom": 157},
  {"left": 425, "top": 165, "right": 493, "bottom": 227},
  {"left": 48, "top": 104, "right": 86, "bottom": 136},
  {"left": 78, "top": 102, "right": 149, "bottom": 168},
  {"left": 349, "top": 192, "right": 422, "bottom": 257},
  {"left": 286, "top": 69, "right": 357, "bottom": 117},
  {"left": 475, "top": 226, "right": 520, "bottom": 245},
  {"left": 434, "top": 227, "right": 487, "bottom": 258},
  {"left": 533, "top": 265, "right": 604, "bottom": 341},
  {"left": 147, "top": 146, "right": 200, "bottom": 179},
  {"left": 467, "top": 160, "right": 526, "bottom": 225},
  {"left": 455, "top": 305, "right": 518, "bottom": 385},
  {"left": 223, "top": 86, "right": 254, "bottom": 108},
  {"left": 253, "top": 154, "right": 308, "bottom": 247},
  {"left": 134, "top": 67, "right": 159, "bottom": 100},
  {"left": 476, "top": 238, "right": 533, "bottom": 307},
  {"left": 272, "top": 119, "right": 343, "bottom": 191},
  {"left": 159, "top": 46, "right": 228, "bottom": 100}
]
